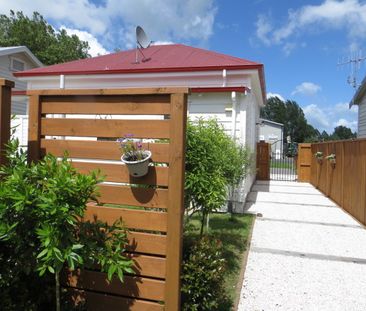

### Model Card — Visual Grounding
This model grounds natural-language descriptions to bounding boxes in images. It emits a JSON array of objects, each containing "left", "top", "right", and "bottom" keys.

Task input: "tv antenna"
[
  {"left": 133, "top": 26, "right": 152, "bottom": 64},
  {"left": 337, "top": 50, "right": 366, "bottom": 89}
]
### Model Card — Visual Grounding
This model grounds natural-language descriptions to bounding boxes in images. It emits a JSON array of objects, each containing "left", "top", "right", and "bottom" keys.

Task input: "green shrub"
[
  {"left": 185, "top": 118, "right": 252, "bottom": 234},
  {"left": 181, "top": 236, "right": 229, "bottom": 311},
  {"left": 0, "top": 139, "right": 133, "bottom": 310}
]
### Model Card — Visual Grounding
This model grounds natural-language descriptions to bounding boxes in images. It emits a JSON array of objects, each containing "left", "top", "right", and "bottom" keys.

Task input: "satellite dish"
[
  {"left": 133, "top": 26, "right": 151, "bottom": 64},
  {"left": 136, "top": 26, "right": 151, "bottom": 49}
]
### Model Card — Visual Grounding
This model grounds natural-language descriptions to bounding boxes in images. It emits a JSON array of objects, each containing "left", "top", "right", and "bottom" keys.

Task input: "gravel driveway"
[{"left": 238, "top": 180, "right": 366, "bottom": 311}]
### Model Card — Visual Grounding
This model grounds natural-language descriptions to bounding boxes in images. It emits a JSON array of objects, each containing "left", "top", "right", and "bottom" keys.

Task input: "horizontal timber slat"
[
  {"left": 41, "top": 97, "right": 170, "bottom": 115},
  {"left": 98, "top": 184, "right": 168, "bottom": 209},
  {"left": 41, "top": 139, "right": 170, "bottom": 162},
  {"left": 85, "top": 204, "right": 167, "bottom": 232},
  {"left": 130, "top": 254, "right": 166, "bottom": 279},
  {"left": 127, "top": 231, "right": 166, "bottom": 256},
  {"left": 41, "top": 118, "right": 170, "bottom": 139},
  {"left": 27, "top": 87, "right": 189, "bottom": 96},
  {"left": 72, "top": 161, "right": 169, "bottom": 186},
  {"left": 64, "top": 288, "right": 164, "bottom": 311},
  {"left": 63, "top": 269, "right": 165, "bottom": 301}
]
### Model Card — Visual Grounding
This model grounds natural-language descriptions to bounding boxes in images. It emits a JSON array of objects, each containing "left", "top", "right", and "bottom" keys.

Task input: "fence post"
[
  {"left": 165, "top": 93, "right": 187, "bottom": 311},
  {"left": 0, "top": 79, "right": 14, "bottom": 166}
]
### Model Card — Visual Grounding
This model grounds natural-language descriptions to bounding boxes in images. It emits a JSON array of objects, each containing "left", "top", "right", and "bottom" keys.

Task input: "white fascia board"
[{"left": 19, "top": 69, "right": 254, "bottom": 91}]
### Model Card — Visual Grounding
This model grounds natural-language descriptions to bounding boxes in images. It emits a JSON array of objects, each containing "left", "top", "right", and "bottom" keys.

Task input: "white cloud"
[
  {"left": 303, "top": 102, "right": 358, "bottom": 132},
  {"left": 303, "top": 104, "right": 331, "bottom": 129},
  {"left": 292, "top": 82, "right": 322, "bottom": 96},
  {"left": 267, "top": 92, "right": 285, "bottom": 101},
  {"left": 256, "top": 14, "right": 272, "bottom": 46},
  {"left": 255, "top": 0, "right": 366, "bottom": 49},
  {"left": 335, "top": 102, "right": 358, "bottom": 113},
  {"left": 61, "top": 27, "right": 109, "bottom": 57},
  {"left": 0, "top": 1, "right": 107, "bottom": 34},
  {"left": 283, "top": 42, "right": 297, "bottom": 56},
  {"left": 0, "top": 0, "right": 217, "bottom": 50},
  {"left": 335, "top": 118, "right": 357, "bottom": 130}
]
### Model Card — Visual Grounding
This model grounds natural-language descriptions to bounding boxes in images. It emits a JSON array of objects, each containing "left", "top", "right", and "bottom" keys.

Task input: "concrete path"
[{"left": 238, "top": 180, "right": 366, "bottom": 311}]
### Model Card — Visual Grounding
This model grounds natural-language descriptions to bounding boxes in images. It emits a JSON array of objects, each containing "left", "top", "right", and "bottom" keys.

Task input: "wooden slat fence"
[
  {"left": 311, "top": 139, "right": 366, "bottom": 225},
  {"left": 27, "top": 88, "right": 188, "bottom": 310}
]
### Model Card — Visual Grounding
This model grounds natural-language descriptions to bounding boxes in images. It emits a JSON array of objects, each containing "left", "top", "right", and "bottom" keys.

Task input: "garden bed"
[{"left": 184, "top": 213, "right": 255, "bottom": 310}]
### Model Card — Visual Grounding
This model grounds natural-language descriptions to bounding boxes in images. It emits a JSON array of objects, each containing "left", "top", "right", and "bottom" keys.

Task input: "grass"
[{"left": 184, "top": 213, "right": 255, "bottom": 310}]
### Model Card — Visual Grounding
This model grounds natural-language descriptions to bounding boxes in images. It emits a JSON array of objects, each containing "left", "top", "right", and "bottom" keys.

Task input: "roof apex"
[{"left": 0, "top": 46, "right": 43, "bottom": 67}]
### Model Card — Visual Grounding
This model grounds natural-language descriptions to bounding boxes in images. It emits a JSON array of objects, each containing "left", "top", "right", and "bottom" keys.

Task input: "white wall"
[
  {"left": 233, "top": 92, "right": 259, "bottom": 212},
  {"left": 188, "top": 91, "right": 258, "bottom": 211},
  {"left": 358, "top": 100, "right": 366, "bottom": 138},
  {"left": 11, "top": 116, "right": 28, "bottom": 147}
]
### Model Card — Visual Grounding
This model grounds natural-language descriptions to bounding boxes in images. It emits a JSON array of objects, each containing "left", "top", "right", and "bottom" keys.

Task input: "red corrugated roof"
[{"left": 14, "top": 44, "right": 263, "bottom": 77}]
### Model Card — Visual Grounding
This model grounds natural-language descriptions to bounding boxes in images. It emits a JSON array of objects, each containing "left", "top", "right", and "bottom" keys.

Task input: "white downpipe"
[
  {"left": 59, "top": 75, "right": 66, "bottom": 140},
  {"left": 222, "top": 69, "right": 227, "bottom": 87},
  {"left": 59, "top": 75, "right": 65, "bottom": 89},
  {"left": 231, "top": 91, "right": 237, "bottom": 140}
]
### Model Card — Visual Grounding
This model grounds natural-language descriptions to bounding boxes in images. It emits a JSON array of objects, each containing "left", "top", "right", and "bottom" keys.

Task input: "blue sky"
[{"left": 1, "top": 0, "right": 363, "bottom": 133}]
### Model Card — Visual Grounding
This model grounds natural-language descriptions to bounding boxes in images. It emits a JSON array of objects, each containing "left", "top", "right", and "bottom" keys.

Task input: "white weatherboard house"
[
  {"left": 0, "top": 46, "right": 43, "bottom": 145},
  {"left": 350, "top": 76, "right": 366, "bottom": 138},
  {"left": 16, "top": 44, "right": 266, "bottom": 210},
  {"left": 259, "top": 119, "right": 284, "bottom": 157}
]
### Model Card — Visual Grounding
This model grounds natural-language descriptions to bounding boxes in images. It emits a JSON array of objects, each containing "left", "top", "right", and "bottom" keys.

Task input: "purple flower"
[
  {"left": 137, "top": 141, "right": 143, "bottom": 149},
  {"left": 125, "top": 133, "right": 133, "bottom": 138}
]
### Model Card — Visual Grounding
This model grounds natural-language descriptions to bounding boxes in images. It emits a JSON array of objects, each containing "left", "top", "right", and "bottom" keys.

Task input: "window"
[{"left": 11, "top": 58, "right": 25, "bottom": 72}]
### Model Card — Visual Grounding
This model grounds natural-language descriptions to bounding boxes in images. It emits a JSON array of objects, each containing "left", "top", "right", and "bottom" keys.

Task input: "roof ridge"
[{"left": 175, "top": 43, "right": 262, "bottom": 65}]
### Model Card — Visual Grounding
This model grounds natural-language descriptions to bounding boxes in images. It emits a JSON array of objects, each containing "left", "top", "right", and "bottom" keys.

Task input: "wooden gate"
[
  {"left": 256, "top": 142, "right": 270, "bottom": 180},
  {"left": 297, "top": 143, "right": 312, "bottom": 182},
  {"left": 27, "top": 88, "right": 188, "bottom": 310}
]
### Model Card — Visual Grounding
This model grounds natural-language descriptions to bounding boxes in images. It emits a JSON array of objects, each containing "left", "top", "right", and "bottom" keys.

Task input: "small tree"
[{"left": 185, "top": 119, "right": 252, "bottom": 235}]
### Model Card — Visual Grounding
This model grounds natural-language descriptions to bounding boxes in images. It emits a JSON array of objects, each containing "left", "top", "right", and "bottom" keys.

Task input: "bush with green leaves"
[
  {"left": 181, "top": 236, "right": 229, "bottom": 310},
  {"left": 185, "top": 118, "right": 252, "bottom": 234},
  {"left": 0, "top": 139, "right": 133, "bottom": 310}
]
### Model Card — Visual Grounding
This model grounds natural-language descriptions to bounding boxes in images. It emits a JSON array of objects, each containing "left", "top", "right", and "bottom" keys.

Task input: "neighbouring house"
[
  {"left": 350, "top": 76, "right": 366, "bottom": 138},
  {"left": 15, "top": 44, "right": 266, "bottom": 210},
  {"left": 0, "top": 46, "right": 43, "bottom": 146},
  {"left": 259, "top": 118, "right": 284, "bottom": 158}
]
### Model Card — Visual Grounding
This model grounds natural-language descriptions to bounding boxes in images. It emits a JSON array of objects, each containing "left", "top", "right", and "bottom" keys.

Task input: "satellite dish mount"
[{"left": 134, "top": 26, "right": 152, "bottom": 64}]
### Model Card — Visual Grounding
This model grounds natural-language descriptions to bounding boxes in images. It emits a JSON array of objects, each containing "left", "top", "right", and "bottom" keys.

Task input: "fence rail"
[{"left": 311, "top": 139, "right": 366, "bottom": 225}]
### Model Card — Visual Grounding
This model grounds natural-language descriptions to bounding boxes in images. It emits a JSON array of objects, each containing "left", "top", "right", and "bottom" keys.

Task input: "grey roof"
[
  {"left": 260, "top": 118, "right": 284, "bottom": 127},
  {"left": 350, "top": 75, "right": 366, "bottom": 107},
  {"left": 0, "top": 46, "right": 43, "bottom": 67}
]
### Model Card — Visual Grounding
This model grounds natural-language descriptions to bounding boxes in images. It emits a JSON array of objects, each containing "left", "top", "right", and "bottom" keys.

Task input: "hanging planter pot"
[
  {"left": 325, "top": 153, "right": 336, "bottom": 169},
  {"left": 314, "top": 151, "right": 323, "bottom": 164},
  {"left": 121, "top": 150, "right": 152, "bottom": 177}
]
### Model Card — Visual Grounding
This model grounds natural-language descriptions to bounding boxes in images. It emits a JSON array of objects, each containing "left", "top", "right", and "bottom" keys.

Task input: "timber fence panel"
[
  {"left": 27, "top": 88, "right": 188, "bottom": 310},
  {"left": 310, "top": 139, "right": 366, "bottom": 226}
]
